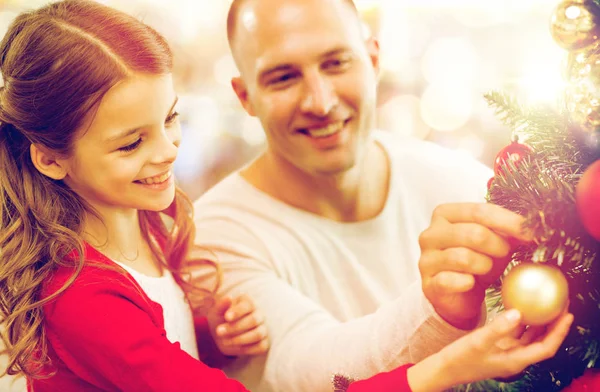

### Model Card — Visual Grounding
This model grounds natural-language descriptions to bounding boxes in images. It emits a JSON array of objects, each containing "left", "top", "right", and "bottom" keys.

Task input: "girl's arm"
[
  {"left": 345, "top": 309, "right": 573, "bottom": 392},
  {"left": 42, "top": 268, "right": 249, "bottom": 392}
]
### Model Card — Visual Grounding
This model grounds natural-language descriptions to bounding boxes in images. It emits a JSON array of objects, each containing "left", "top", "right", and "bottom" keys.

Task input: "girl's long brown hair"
[{"left": 0, "top": 0, "right": 217, "bottom": 379}]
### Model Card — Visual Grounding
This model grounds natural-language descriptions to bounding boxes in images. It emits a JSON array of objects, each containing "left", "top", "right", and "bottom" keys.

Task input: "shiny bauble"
[
  {"left": 576, "top": 159, "right": 600, "bottom": 240},
  {"left": 550, "top": 0, "right": 600, "bottom": 51},
  {"left": 582, "top": 128, "right": 600, "bottom": 153},
  {"left": 501, "top": 263, "right": 569, "bottom": 326},
  {"left": 493, "top": 140, "right": 534, "bottom": 177},
  {"left": 565, "top": 52, "right": 600, "bottom": 132}
]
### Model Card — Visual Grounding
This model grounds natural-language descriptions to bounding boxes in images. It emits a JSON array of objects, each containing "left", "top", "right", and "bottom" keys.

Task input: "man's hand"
[{"left": 419, "top": 203, "right": 532, "bottom": 330}]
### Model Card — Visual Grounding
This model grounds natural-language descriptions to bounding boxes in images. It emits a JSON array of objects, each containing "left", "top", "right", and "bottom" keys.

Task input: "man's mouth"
[{"left": 298, "top": 119, "right": 349, "bottom": 138}]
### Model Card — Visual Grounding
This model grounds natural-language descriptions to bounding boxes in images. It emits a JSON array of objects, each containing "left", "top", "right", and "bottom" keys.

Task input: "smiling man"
[{"left": 188, "top": 0, "right": 526, "bottom": 391}]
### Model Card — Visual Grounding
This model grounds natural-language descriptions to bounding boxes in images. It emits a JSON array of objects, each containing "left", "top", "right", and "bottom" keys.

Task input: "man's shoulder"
[
  {"left": 193, "top": 173, "right": 267, "bottom": 214},
  {"left": 192, "top": 172, "right": 286, "bottom": 235},
  {"left": 375, "top": 130, "right": 492, "bottom": 175},
  {"left": 375, "top": 130, "right": 467, "bottom": 159},
  {"left": 193, "top": 172, "right": 245, "bottom": 205},
  {"left": 375, "top": 130, "right": 492, "bottom": 203}
]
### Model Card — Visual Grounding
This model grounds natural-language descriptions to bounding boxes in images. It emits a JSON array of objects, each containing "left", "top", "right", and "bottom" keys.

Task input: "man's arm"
[{"left": 189, "top": 217, "right": 470, "bottom": 392}]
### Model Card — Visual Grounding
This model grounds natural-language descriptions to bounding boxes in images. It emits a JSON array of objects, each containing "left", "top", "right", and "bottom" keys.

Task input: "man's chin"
[{"left": 313, "top": 160, "right": 356, "bottom": 177}]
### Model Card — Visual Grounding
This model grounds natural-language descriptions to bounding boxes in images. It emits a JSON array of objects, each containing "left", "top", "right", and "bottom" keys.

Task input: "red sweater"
[
  {"left": 28, "top": 243, "right": 414, "bottom": 391},
  {"left": 29, "top": 243, "right": 247, "bottom": 391},
  {"left": 346, "top": 364, "right": 414, "bottom": 392}
]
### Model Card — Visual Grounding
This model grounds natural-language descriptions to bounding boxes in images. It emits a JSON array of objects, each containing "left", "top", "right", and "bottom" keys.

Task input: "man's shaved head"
[
  {"left": 224, "top": 0, "right": 379, "bottom": 178},
  {"left": 227, "top": 0, "right": 360, "bottom": 69}
]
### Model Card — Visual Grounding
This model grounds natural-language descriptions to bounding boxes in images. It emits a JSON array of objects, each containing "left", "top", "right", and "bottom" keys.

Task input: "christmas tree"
[
  {"left": 334, "top": 1, "right": 600, "bottom": 391},
  {"left": 333, "top": 1, "right": 600, "bottom": 390},
  {"left": 457, "top": 0, "right": 600, "bottom": 390}
]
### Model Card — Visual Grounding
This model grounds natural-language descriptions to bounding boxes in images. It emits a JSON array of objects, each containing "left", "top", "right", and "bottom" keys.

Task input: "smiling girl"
[
  {"left": 0, "top": 1, "right": 267, "bottom": 391},
  {"left": 0, "top": 1, "right": 576, "bottom": 391}
]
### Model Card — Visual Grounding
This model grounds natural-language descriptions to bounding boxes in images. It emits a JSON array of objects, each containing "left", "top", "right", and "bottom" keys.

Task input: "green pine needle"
[{"left": 453, "top": 91, "right": 600, "bottom": 392}]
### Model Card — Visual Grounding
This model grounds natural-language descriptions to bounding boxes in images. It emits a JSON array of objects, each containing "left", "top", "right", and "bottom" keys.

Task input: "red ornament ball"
[
  {"left": 494, "top": 140, "right": 534, "bottom": 176},
  {"left": 562, "top": 368, "right": 600, "bottom": 392},
  {"left": 576, "top": 159, "right": 600, "bottom": 241}
]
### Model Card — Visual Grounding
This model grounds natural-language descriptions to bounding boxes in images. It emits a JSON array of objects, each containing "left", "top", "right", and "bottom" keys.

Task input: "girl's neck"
[{"left": 82, "top": 208, "right": 163, "bottom": 277}]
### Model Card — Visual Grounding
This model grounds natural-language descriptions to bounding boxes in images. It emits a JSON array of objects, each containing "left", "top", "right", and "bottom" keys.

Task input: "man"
[{"left": 190, "top": 0, "right": 528, "bottom": 390}]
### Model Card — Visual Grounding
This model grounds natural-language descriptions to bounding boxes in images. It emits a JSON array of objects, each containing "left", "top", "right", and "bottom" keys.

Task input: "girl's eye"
[{"left": 118, "top": 138, "right": 142, "bottom": 152}]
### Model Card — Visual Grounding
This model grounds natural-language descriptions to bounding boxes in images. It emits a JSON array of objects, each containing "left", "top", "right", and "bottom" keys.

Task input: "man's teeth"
[
  {"left": 139, "top": 171, "right": 171, "bottom": 185},
  {"left": 307, "top": 122, "right": 343, "bottom": 138}
]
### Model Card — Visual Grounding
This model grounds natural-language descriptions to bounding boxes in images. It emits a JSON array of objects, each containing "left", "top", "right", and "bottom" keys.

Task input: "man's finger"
[
  {"left": 430, "top": 271, "right": 476, "bottom": 294},
  {"left": 431, "top": 203, "right": 532, "bottom": 242},
  {"left": 420, "top": 248, "right": 493, "bottom": 277},
  {"left": 422, "top": 222, "right": 513, "bottom": 258}
]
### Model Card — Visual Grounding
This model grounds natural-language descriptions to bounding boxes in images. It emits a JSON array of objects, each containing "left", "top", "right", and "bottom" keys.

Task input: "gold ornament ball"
[
  {"left": 550, "top": 0, "right": 599, "bottom": 51},
  {"left": 501, "top": 263, "right": 569, "bottom": 326},
  {"left": 564, "top": 51, "right": 600, "bottom": 132}
]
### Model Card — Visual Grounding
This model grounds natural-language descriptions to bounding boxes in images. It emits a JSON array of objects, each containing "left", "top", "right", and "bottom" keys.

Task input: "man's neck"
[{"left": 241, "top": 141, "right": 390, "bottom": 222}]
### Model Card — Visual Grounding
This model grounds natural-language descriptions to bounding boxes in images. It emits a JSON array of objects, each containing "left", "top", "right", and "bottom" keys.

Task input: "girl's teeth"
[
  {"left": 308, "top": 122, "right": 343, "bottom": 138},
  {"left": 140, "top": 172, "right": 170, "bottom": 185}
]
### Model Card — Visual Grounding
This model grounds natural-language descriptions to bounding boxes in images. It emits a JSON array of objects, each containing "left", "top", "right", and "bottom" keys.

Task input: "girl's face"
[{"left": 59, "top": 73, "right": 181, "bottom": 215}]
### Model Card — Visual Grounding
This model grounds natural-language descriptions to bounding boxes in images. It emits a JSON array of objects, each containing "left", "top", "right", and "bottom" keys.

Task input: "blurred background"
[
  {"left": 0, "top": 0, "right": 568, "bottom": 201},
  {"left": 0, "top": 0, "right": 568, "bottom": 390}
]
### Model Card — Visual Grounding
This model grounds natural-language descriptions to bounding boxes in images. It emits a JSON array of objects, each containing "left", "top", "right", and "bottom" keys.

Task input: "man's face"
[{"left": 232, "top": 0, "right": 380, "bottom": 177}]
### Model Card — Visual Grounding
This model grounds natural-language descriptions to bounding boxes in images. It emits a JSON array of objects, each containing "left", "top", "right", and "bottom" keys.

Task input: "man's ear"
[
  {"left": 30, "top": 143, "right": 68, "bottom": 180},
  {"left": 365, "top": 36, "right": 380, "bottom": 76},
  {"left": 232, "top": 76, "right": 257, "bottom": 117}
]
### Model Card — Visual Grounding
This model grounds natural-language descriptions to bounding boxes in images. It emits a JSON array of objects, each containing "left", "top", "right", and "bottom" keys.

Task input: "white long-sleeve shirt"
[{"left": 191, "top": 130, "right": 493, "bottom": 392}]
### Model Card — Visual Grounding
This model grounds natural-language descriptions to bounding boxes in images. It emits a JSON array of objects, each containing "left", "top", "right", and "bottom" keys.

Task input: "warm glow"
[
  {"left": 565, "top": 5, "right": 582, "bottom": 20},
  {"left": 420, "top": 84, "right": 473, "bottom": 132}
]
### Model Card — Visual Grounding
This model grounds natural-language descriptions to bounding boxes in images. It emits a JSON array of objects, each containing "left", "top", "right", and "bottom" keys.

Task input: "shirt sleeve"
[
  {"left": 346, "top": 364, "right": 415, "bottom": 392},
  {"left": 43, "top": 270, "right": 249, "bottom": 392},
  {"left": 189, "top": 217, "right": 471, "bottom": 392}
]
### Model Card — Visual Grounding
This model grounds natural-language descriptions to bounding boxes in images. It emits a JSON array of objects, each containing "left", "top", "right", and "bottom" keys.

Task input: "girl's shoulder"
[{"left": 41, "top": 242, "right": 154, "bottom": 312}]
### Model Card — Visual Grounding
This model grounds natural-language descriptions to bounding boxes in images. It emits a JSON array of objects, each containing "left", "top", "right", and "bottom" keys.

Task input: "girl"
[
  {"left": 0, "top": 1, "right": 574, "bottom": 391},
  {"left": 0, "top": 1, "right": 267, "bottom": 391}
]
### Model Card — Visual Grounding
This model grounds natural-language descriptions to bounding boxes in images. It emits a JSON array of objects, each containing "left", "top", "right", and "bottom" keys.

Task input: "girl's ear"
[{"left": 30, "top": 144, "right": 69, "bottom": 180}]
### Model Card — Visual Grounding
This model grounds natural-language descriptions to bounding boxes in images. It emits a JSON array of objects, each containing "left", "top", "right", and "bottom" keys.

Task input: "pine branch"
[
  {"left": 455, "top": 93, "right": 600, "bottom": 391},
  {"left": 592, "top": 0, "right": 600, "bottom": 17},
  {"left": 484, "top": 91, "right": 530, "bottom": 130}
]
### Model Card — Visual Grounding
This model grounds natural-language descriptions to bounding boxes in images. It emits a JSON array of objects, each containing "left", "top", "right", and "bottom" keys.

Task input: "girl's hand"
[
  {"left": 408, "top": 308, "right": 574, "bottom": 391},
  {"left": 207, "top": 294, "right": 270, "bottom": 357}
]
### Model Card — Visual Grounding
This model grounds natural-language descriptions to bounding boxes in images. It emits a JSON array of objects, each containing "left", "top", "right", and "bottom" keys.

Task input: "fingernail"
[
  {"left": 505, "top": 309, "right": 521, "bottom": 322},
  {"left": 225, "top": 311, "right": 235, "bottom": 321},
  {"left": 217, "top": 325, "right": 227, "bottom": 336}
]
